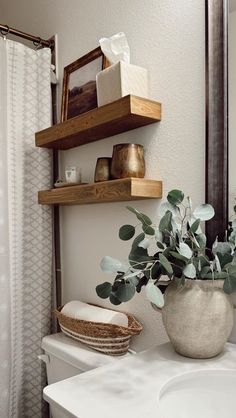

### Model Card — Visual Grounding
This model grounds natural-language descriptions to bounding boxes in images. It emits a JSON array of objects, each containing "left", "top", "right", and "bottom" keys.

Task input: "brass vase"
[
  {"left": 94, "top": 157, "right": 112, "bottom": 182},
  {"left": 111, "top": 143, "right": 145, "bottom": 179}
]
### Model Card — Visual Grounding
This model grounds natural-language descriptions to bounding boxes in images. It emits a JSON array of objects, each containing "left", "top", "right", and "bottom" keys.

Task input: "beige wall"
[{"left": 0, "top": 0, "right": 205, "bottom": 351}]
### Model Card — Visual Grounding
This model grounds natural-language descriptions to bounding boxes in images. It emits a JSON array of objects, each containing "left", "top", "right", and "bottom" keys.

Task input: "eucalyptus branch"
[{"left": 97, "top": 189, "right": 235, "bottom": 306}]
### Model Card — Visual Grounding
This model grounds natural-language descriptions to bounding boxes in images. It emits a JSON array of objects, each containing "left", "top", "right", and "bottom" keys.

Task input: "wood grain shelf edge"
[
  {"left": 35, "top": 95, "right": 162, "bottom": 150},
  {"left": 38, "top": 178, "right": 163, "bottom": 205}
]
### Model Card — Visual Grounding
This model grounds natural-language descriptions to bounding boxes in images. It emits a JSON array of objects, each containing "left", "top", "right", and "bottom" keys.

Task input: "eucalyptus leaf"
[
  {"left": 217, "top": 252, "right": 233, "bottom": 269},
  {"left": 200, "top": 266, "right": 211, "bottom": 278},
  {"left": 196, "top": 255, "right": 210, "bottom": 268},
  {"left": 119, "top": 224, "right": 135, "bottom": 241},
  {"left": 150, "top": 262, "right": 162, "bottom": 280},
  {"left": 109, "top": 292, "right": 122, "bottom": 305},
  {"left": 204, "top": 271, "right": 228, "bottom": 279},
  {"left": 136, "top": 275, "right": 149, "bottom": 292},
  {"left": 192, "top": 237, "right": 200, "bottom": 249},
  {"left": 226, "top": 264, "right": 236, "bottom": 276},
  {"left": 169, "top": 251, "right": 188, "bottom": 262},
  {"left": 229, "top": 230, "right": 236, "bottom": 246},
  {"left": 142, "top": 224, "right": 155, "bottom": 235},
  {"left": 116, "top": 282, "right": 136, "bottom": 302},
  {"left": 180, "top": 276, "right": 186, "bottom": 286},
  {"left": 167, "top": 189, "right": 184, "bottom": 206},
  {"left": 183, "top": 263, "right": 196, "bottom": 278},
  {"left": 159, "top": 211, "right": 172, "bottom": 233},
  {"left": 195, "top": 233, "right": 207, "bottom": 248},
  {"left": 223, "top": 276, "right": 236, "bottom": 294},
  {"left": 215, "top": 254, "right": 222, "bottom": 273},
  {"left": 126, "top": 206, "right": 152, "bottom": 225},
  {"left": 132, "top": 233, "right": 145, "bottom": 249},
  {"left": 100, "top": 256, "right": 123, "bottom": 273},
  {"left": 143, "top": 269, "right": 151, "bottom": 280},
  {"left": 96, "top": 282, "right": 112, "bottom": 299},
  {"left": 171, "top": 219, "right": 182, "bottom": 234},
  {"left": 138, "top": 238, "right": 151, "bottom": 249},
  {"left": 159, "top": 202, "right": 179, "bottom": 218},
  {"left": 212, "top": 237, "right": 218, "bottom": 249},
  {"left": 213, "top": 242, "right": 232, "bottom": 256},
  {"left": 159, "top": 253, "right": 173, "bottom": 275},
  {"left": 178, "top": 242, "right": 192, "bottom": 259},
  {"left": 145, "top": 282, "right": 164, "bottom": 308},
  {"left": 151, "top": 302, "right": 162, "bottom": 311},
  {"left": 128, "top": 277, "right": 140, "bottom": 287},
  {"left": 156, "top": 241, "right": 165, "bottom": 250},
  {"left": 187, "top": 196, "right": 193, "bottom": 210},
  {"left": 193, "top": 204, "right": 215, "bottom": 221},
  {"left": 126, "top": 206, "right": 139, "bottom": 215},
  {"left": 129, "top": 242, "right": 150, "bottom": 270},
  {"left": 155, "top": 228, "right": 163, "bottom": 242},
  {"left": 137, "top": 213, "right": 152, "bottom": 226},
  {"left": 190, "top": 218, "right": 201, "bottom": 234},
  {"left": 232, "top": 219, "right": 236, "bottom": 229},
  {"left": 232, "top": 254, "right": 236, "bottom": 265},
  {"left": 129, "top": 253, "right": 150, "bottom": 270}
]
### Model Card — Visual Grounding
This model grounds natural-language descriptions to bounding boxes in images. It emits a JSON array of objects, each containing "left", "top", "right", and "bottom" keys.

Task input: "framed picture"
[{"left": 61, "top": 47, "right": 109, "bottom": 122}]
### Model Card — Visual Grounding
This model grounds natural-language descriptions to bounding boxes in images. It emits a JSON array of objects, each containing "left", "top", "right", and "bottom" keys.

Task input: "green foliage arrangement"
[{"left": 96, "top": 189, "right": 236, "bottom": 307}]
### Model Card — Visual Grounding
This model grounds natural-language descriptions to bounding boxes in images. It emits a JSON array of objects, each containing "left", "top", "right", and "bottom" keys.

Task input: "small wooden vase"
[
  {"left": 94, "top": 157, "right": 112, "bottom": 182},
  {"left": 111, "top": 143, "right": 145, "bottom": 179}
]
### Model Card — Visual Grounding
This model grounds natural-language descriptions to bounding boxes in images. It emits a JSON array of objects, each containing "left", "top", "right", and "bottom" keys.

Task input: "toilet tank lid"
[{"left": 42, "top": 333, "right": 127, "bottom": 372}]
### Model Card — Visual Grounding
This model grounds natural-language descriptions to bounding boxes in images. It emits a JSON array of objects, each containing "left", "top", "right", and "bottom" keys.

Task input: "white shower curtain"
[{"left": 0, "top": 38, "right": 53, "bottom": 418}]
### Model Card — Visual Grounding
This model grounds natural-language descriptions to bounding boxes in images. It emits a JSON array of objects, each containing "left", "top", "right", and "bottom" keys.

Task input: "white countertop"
[{"left": 43, "top": 342, "right": 236, "bottom": 418}]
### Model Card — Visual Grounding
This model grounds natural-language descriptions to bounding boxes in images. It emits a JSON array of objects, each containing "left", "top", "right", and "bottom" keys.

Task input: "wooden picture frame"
[
  {"left": 61, "top": 46, "right": 109, "bottom": 122},
  {"left": 205, "top": 0, "right": 228, "bottom": 246}
]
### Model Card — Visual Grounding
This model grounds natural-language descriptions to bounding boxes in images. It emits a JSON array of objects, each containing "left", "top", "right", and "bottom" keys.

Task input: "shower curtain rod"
[{"left": 0, "top": 23, "right": 54, "bottom": 49}]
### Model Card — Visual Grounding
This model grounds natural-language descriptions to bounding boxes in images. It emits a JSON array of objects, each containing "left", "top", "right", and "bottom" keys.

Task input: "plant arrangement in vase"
[
  {"left": 96, "top": 190, "right": 236, "bottom": 359},
  {"left": 228, "top": 203, "right": 236, "bottom": 244}
]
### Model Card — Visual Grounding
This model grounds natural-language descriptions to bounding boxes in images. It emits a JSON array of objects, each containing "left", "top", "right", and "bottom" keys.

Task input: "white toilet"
[{"left": 41, "top": 333, "right": 122, "bottom": 418}]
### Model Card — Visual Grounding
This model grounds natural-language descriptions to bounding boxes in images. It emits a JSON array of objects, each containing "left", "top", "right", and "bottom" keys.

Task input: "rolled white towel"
[{"left": 61, "top": 301, "right": 128, "bottom": 328}]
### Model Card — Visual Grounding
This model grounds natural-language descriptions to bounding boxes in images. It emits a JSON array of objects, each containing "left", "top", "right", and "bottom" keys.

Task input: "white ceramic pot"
[{"left": 161, "top": 279, "right": 234, "bottom": 359}]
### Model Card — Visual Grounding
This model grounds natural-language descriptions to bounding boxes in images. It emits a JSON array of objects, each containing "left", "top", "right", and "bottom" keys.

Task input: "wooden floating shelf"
[
  {"left": 38, "top": 178, "right": 163, "bottom": 206},
  {"left": 35, "top": 95, "right": 162, "bottom": 150}
]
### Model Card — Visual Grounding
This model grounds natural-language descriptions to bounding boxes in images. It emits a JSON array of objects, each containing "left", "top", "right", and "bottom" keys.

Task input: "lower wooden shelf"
[{"left": 38, "top": 178, "right": 162, "bottom": 205}]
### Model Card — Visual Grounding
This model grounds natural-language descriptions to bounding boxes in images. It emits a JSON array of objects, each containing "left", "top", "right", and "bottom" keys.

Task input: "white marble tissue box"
[{"left": 96, "top": 61, "right": 148, "bottom": 107}]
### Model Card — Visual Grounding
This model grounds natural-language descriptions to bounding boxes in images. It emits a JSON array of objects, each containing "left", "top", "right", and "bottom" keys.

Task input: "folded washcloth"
[{"left": 61, "top": 300, "right": 128, "bottom": 327}]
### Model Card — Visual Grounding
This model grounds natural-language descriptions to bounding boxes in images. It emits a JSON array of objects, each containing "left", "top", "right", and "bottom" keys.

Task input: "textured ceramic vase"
[
  {"left": 161, "top": 279, "right": 234, "bottom": 359},
  {"left": 111, "top": 143, "right": 145, "bottom": 179}
]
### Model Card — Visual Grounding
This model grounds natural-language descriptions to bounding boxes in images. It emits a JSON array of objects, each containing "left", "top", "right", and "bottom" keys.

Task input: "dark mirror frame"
[{"left": 205, "top": 0, "right": 228, "bottom": 246}]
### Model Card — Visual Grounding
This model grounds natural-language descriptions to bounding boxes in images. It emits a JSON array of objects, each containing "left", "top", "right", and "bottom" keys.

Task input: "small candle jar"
[{"left": 65, "top": 166, "right": 81, "bottom": 183}]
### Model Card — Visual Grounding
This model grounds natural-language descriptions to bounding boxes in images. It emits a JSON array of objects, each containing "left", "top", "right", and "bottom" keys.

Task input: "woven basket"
[{"left": 54, "top": 306, "right": 143, "bottom": 356}]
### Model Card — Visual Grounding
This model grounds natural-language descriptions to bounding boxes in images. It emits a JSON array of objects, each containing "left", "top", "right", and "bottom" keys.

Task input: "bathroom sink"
[
  {"left": 159, "top": 369, "right": 236, "bottom": 418},
  {"left": 43, "top": 343, "right": 236, "bottom": 418}
]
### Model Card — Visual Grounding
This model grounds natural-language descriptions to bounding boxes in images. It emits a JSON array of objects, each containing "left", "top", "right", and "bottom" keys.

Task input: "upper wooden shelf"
[
  {"left": 35, "top": 95, "right": 162, "bottom": 150},
  {"left": 38, "top": 178, "right": 162, "bottom": 206}
]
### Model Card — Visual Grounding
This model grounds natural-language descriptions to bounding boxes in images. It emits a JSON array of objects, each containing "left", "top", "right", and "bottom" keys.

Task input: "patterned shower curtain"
[{"left": 0, "top": 38, "right": 53, "bottom": 418}]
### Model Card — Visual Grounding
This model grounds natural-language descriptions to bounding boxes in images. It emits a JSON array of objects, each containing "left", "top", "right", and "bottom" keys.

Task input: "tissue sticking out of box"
[
  {"left": 97, "top": 32, "right": 148, "bottom": 106},
  {"left": 99, "top": 32, "right": 130, "bottom": 64}
]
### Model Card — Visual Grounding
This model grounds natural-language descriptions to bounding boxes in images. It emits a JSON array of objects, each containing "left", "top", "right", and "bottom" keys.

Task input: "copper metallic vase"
[
  {"left": 111, "top": 143, "right": 145, "bottom": 179},
  {"left": 94, "top": 157, "right": 112, "bottom": 182}
]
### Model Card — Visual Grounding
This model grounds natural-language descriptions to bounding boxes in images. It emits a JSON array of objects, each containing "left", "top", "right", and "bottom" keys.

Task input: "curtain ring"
[
  {"left": 33, "top": 37, "right": 42, "bottom": 47},
  {"left": 0, "top": 25, "right": 10, "bottom": 37}
]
